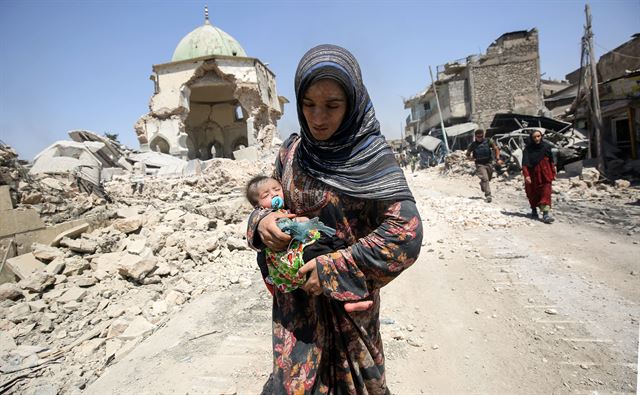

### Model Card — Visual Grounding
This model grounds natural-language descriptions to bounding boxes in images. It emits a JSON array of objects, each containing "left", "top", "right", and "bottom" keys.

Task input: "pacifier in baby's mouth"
[{"left": 271, "top": 196, "right": 284, "bottom": 209}]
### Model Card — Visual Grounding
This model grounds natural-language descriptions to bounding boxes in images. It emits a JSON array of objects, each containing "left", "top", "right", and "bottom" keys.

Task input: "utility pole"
[
  {"left": 584, "top": 4, "right": 605, "bottom": 174},
  {"left": 429, "top": 65, "right": 450, "bottom": 155}
]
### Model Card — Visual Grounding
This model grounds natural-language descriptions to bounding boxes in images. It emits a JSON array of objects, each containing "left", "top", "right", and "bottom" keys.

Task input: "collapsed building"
[
  {"left": 547, "top": 34, "right": 640, "bottom": 164},
  {"left": 134, "top": 9, "right": 286, "bottom": 161},
  {"left": 404, "top": 29, "right": 544, "bottom": 146}
]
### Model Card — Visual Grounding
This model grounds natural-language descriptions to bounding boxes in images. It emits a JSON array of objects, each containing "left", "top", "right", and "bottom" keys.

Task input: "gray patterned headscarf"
[{"left": 294, "top": 44, "right": 414, "bottom": 202}]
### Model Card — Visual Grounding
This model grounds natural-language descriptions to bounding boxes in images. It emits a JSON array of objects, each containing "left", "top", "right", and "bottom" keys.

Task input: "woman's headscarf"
[
  {"left": 294, "top": 44, "right": 414, "bottom": 202},
  {"left": 522, "top": 130, "right": 553, "bottom": 168}
]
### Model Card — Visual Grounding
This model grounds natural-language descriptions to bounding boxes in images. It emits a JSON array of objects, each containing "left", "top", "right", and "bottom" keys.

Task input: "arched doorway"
[{"left": 150, "top": 136, "right": 170, "bottom": 154}]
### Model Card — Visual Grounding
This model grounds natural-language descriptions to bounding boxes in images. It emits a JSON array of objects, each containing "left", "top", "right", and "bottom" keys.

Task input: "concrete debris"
[
  {"left": 0, "top": 283, "right": 23, "bottom": 301},
  {"left": 5, "top": 253, "right": 46, "bottom": 280},
  {"left": 0, "top": 138, "right": 276, "bottom": 394}
]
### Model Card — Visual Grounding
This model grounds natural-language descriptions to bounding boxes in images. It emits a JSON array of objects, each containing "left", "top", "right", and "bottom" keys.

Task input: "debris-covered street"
[
  {"left": 3, "top": 158, "right": 636, "bottom": 394},
  {"left": 1, "top": 2, "right": 639, "bottom": 394}
]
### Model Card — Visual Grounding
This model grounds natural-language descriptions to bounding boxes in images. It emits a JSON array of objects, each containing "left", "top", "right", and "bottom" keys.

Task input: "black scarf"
[
  {"left": 522, "top": 139, "right": 553, "bottom": 168},
  {"left": 293, "top": 44, "right": 414, "bottom": 202}
]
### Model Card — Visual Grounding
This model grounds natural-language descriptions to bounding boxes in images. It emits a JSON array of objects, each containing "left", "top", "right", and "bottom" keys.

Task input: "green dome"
[{"left": 171, "top": 20, "right": 247, "bottom": 62}]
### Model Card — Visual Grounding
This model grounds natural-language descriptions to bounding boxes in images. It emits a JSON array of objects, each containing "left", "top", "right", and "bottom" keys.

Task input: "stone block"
[
  {"left": 112, "top": 216, "right": 142, "bottom": 234},
  {"left": 57, "top": 287, "right": 87, "bottom": 303},
  {"left": 5, "top": 253, "right": 46, "bottom": 280},
  {"left": 232, "top": 146, "right": 259, "bottom": 161},
  {"left": 50, "top": 223, "right": 90, "bottom": 247},
  {"left": 59, "top": 237, "right": 97, "bottom": 254},
  {"left": 0, "top": 209, "right": 45, "bottom": 238},
  {"left": 0, "top": 185, "right": 13, "bottom": 211},
  {"left": 14, "top": 218, "right": 90, "bottom": 255}
]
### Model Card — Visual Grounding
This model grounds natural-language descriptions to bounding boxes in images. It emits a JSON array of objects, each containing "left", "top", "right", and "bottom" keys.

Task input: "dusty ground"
[{"left": 87, "top": 169, "right": 639, "bottom": 394}]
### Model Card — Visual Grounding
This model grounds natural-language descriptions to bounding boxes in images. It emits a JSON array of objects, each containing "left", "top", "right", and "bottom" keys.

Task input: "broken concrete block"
[
  {"left": 581, "top": 167, "right": 600, "bottom": 183},
  {"left": 21, "top": 192, "right": 43, "bottom": 205},
  {"left": 75, "top": 337, "right": 105, "bottom": 359},
  {"left": 614, "top": 179, "right": 631, "bottom": 189},
  {"left": 112, "top": 216, "right": 142, "bottom": 234},
  {"left": 0, "top": 283, "right": 23, "bottom": 301},
  {"left": 204, "top": 237, "right": 219, "bottom": 252},
  {"left": 28, "top": 299, "right": 47, "bottom": 313},
  {"left": 233, "top": 146, "right": 259, "bottom": 161},
  {"left": 31, "top": 243, "right": 64, "bottom": 262},
  {"left": 92, "top": 252, "right": 139, "bottom": 274},
  {"left": 182, "top": 213, "right": 210, "bottom": 230},
  {"left": 44, "top": 257, "right": 65, "bottom": 275},
  {"left": 183, "top": 159, "right": 202, "bottom": 177},
  {"left": 75, "top": 276, "right": 97, "bottom": 288},
  {"left": 61, "top": 257, "right": 91, "bottom": 276},
  {"left": 118, "top": 256, "right": 157, "bottom": 282},
  {"left": 165, "top": 290, "right": 186, "bottom": 306},
  {"left": 226, "top": 236, "right": 247, "bottom": 251},
  {"left": 5, "top": 253, "right": 46, "bottom": 280},
  {"left": 106, "top": 318, "right": 130, "bottom": 339},
  {"left": 7, "top": 303, "right": 30, "bottom": 323},
  {"left": 19, "top": 272, "right": 55, "bottom": 293},
  {"left": 59, "top": 237, "right": 97, "bottom": 254},
  {"left": 163, "top": 209, "right": 185, "bottom": 222},
  {"left": 41, "top": 287, "right": 66, "bottom": 302},
  {"left": 0, "top": 185, "right": 13, "bottom": 211},
  {"left": 50, "top": 223, "right": 90, "bottom": 247},
  {"left": 0, "top": 331, "right": 16, "bottom": 356},
  {"left": 125, "top": 237, "right": 147, "bottom": 255},
  {"left": 0, "top": 209, "right": 45, "bottom": 238},
  {"left": 23, "top": 383, "right": 60, "bottom": 395},
  {"left": 119, "top": 316, "right": 155, "bottom": 340},
  {"left": 57, "top": 287, "right": 87, "bottom": 304},
  {"left": 116, "top": 206, "right": 141, "bottom": 218}
]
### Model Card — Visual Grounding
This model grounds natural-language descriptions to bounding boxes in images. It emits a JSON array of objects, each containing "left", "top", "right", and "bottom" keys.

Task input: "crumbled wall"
[
  {"left": 470, "top": 29, "right": 543, "bottom": 128},
  {"left": 471, "top": 59, "right": 542, "bottom": 127},
  {"left": 135, "top": 56, "right": 283, "bottom": 160}
]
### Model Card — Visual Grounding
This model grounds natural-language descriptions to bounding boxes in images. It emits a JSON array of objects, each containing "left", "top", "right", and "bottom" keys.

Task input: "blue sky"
[{"left": 1, "top": 0, "right": 638, "bottom": 160}]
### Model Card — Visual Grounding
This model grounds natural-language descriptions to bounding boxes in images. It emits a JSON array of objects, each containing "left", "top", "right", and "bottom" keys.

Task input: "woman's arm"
[{"left": 308, "top": 199, "right": 423, "bottom": 302}]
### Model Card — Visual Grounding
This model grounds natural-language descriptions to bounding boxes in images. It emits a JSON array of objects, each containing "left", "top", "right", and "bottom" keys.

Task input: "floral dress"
[{"left": 248, "top": 138, "right": 423, "bottom": 394}]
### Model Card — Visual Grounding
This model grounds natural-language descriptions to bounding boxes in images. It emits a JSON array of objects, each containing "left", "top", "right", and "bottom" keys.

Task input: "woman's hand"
[
  {"left": 299, "top": 259, "right": 322, "bottom": 296},
  {"left": 257, "top": 211, "right": 295, "bottom": 251},
  {"left": 525, "top": 176, "right": 532, "bottom": 184}
]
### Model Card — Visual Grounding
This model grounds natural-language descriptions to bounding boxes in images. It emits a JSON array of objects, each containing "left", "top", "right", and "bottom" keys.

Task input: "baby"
[{"left": 246, "top": 175, "right": 372, "bottom": 312}]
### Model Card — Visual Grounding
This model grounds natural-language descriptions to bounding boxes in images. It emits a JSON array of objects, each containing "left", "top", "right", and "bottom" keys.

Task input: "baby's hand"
[{"left": 294, "top": 216, "right": 310, "bottom": 223}]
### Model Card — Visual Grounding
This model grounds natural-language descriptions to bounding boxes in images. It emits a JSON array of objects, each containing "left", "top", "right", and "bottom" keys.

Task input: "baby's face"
[{"left": 257, "top": 178, "right": 284, "bottom": 208}]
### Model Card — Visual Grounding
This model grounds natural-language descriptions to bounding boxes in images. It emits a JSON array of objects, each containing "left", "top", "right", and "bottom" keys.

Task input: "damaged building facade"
[
  {"left": 404, "top": 29, "right": 544, "bottom": 142},
  {"left": 135, "top": 11, "right": 285, "bottom": 160}
]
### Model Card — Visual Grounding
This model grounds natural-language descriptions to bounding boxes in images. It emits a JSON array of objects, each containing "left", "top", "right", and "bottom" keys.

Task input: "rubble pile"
[
  {"left": 443, "top": 151, "right": 476, "bottom": 176},
  {"left": 0, "top": 155, "right": 276, "bottom": 394},
  {"left": 1, "top": 142, "right": 25, "bottom": 205},
  {"left": 17, "top": 174, "right": 111, "bottom": 226},
  {"left": 420, "top": 195, "right": 532, "bottom": 231}
]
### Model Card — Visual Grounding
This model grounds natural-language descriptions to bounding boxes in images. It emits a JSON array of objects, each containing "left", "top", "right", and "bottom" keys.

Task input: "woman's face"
[
  {"left": 302, "top": 79, "right": 347, "bottom": 141},
  {"left": 531, "top": 131, "right": 542, "bottom": 144}
]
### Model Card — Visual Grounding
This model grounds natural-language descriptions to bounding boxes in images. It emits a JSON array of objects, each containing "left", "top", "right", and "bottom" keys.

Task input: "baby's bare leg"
[{"left": 344, "top": 300, "right": 374, "bottom": 312}]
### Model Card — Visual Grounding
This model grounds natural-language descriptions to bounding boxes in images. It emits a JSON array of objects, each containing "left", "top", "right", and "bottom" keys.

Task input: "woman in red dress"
[{"left": 522, "top": 129, "right": 556, "bottom": 223}]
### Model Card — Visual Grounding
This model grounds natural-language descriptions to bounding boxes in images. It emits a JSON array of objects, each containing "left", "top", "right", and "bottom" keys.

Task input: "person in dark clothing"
[
  {"left": 466, "top": 129, "right": 503, "bottom": 202},
  {"left": 247, "top": 44, "right": 422, "bottom": 394},
  {"left": 522, "top": 129, "right": 556, "bottom": 223}
]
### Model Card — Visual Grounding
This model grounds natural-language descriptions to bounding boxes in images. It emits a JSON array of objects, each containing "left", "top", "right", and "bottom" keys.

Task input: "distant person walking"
[
  {"left": 409, "top": 154, "right": 417, "bottom": 173},
  {"left": 522, "top": 129, "right": 556, "bottom": 223},
  {"left": 466, "top": 129, "right": 502, "bottom": 202}
]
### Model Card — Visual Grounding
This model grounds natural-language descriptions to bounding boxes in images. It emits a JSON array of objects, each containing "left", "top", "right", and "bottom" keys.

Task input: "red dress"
[{"left": 522, "top": 156, "right": 555, "bottom": 208}]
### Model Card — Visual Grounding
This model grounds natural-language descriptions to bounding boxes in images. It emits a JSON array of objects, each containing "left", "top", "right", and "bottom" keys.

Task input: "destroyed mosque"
[{"left": 134, "top": 10, "right": 286, "bottom": 161}]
